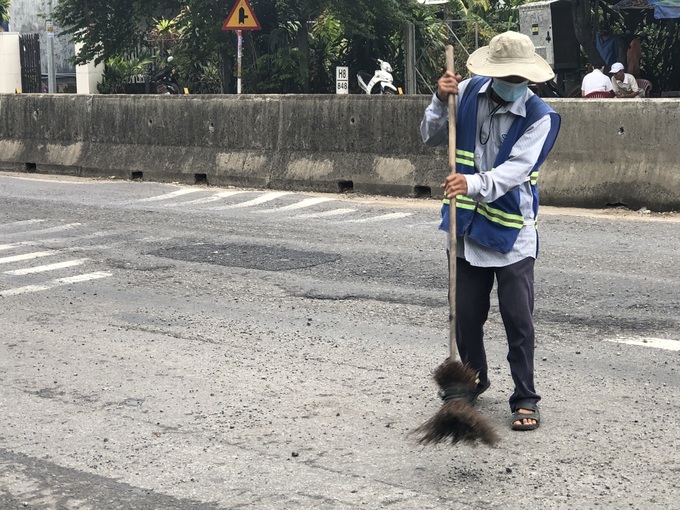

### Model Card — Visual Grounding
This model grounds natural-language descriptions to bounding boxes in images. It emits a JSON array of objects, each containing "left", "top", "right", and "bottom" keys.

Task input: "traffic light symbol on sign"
[{"left": 222, "top": 0, "right": 261, "bottom": 31}]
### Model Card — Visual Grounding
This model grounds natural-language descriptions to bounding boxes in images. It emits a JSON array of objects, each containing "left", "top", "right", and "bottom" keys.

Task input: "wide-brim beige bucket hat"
[{"left": 466, "top": 31, "right": 555, "bottom": 83}]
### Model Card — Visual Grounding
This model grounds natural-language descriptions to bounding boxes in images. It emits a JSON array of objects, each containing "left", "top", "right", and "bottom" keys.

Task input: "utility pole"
[{"left": 46, "top": 0, "right": 56, "bottom": 93}]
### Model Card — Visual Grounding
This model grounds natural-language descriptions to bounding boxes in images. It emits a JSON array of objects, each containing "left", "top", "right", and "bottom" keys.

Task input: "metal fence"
[{"left": 20, "top": 34, "right": 42, "bottom": 93}]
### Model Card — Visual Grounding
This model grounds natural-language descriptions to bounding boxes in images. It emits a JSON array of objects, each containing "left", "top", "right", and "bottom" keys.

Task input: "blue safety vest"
[{"left": 440, "top": 76, "right": 561, "bottom": 254}]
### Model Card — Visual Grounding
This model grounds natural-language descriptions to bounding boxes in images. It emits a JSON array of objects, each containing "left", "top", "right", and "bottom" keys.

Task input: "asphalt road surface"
[{"left": 1, "top": 172, "right": 679, "bottom": 509}]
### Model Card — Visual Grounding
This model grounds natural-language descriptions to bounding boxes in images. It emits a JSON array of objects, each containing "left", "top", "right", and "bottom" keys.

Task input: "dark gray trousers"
[{"left": 451, "top": 255, "right": 540, "bottom": 411}]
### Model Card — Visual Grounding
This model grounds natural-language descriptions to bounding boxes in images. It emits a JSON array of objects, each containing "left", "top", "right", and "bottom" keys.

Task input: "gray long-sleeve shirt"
[{"left": 420, "top": 79, "right": 552, "bottom": 267}]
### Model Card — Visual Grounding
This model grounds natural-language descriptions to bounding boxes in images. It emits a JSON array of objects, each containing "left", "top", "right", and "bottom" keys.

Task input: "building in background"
[{"left": 8, "top": 0, "right": 76, "bottom": 91}]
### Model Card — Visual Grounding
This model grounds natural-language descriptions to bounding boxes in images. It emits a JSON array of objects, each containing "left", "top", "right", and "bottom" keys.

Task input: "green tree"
[
  {"left": 54, "top": 0, "right": 175, "bottom": 65},
  {"left": 0, "top": 0, "right": 10, "bottom": 26}
]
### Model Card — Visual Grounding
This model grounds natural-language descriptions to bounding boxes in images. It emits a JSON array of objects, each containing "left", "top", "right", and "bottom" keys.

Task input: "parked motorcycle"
[
  {"left": 357, "top": 59, "right": 400, "bottom": 94},
  {"left": 152, "top": 56, "right": 181, "bottom": 95}
]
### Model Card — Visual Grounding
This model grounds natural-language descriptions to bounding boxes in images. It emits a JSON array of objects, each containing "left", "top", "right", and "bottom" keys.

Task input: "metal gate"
[
  {"left": 20, "top": 34, "right": 42, "bottom": 93},
  {"left": 404, "top": 20, "right": 479, "bottom": 95}
]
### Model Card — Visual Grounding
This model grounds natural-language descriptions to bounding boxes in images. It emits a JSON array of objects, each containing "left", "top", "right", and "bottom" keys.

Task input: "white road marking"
[
  {"left": 1, "top": 223, "right": 82, "bottom": 237},
  {"left": 256, "top": 197, "right": 335, "bottom": 213},
  {"left": 57, "top": 271, "right": 111, "bottom": 284},
  {"left": 294, "top": 208, "right": 357, "bottom": 219},
  {"left": 0, "top": 242, "right": 29, "bottom": 252},
  {"left": 211, "top": 191, "right": 292, "bottom": 210},
  {"left": 0, "top": 251, "right": 57, "bottom": 264},
  {"left": 340, "top": 212, "right": 413, "bottom": 223},
  {"left": 4, "top": 258, "right": 89, "bottom": 275},
  {"left": 165, "top": 191, "right": 244, "bottom": 206},
  {"left": 0, "top": 271, "right": 111, "bottom": 297},
  {"left": 0, "top": 232, "right": 112, "bottom": 252},
  {"left": 606, "top": 337, "right": 680, "bottom": 351},
  {"left": 0, "top": 175, "right": 122, "bottom": 184},
  {"left": 0, "top": 219, "right": 46, "bottom": 229},
  {"left": 136, "top": 189, "right": 203, "bottom": 202}
]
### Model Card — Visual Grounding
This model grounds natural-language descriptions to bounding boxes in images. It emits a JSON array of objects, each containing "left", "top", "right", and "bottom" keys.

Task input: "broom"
[{"left": 413, "top": 45, "right": 499, "bottom": 446}]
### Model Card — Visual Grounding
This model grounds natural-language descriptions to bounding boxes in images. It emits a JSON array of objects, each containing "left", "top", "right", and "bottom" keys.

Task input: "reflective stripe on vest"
[{"left": 444, "top": 195, "right": 528, "bottom": 228}]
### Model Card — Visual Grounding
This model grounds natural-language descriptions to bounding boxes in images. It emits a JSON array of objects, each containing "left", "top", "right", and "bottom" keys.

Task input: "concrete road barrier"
[{"left": 0, "top": 93, "right": 678, "bottom": 211}]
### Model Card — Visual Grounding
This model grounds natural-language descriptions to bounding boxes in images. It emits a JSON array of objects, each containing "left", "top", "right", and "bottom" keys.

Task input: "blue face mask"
[{"left": 491, "top": 78, "right": 529, "bottom": 102}]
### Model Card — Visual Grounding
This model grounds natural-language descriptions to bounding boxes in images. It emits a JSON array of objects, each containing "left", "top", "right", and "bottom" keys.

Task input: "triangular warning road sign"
[{"left": 222, "top": 0, "right": 261, "bottom": 31}]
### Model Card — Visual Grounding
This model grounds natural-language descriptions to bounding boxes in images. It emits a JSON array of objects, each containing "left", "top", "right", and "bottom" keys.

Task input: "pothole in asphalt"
[{"left": 150, "top": 243, "right": 340, "bottom": 271}]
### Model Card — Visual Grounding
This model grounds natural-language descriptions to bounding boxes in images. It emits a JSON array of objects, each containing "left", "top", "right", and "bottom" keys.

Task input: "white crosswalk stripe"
[
  {"left": 137, "top": 189, "right": 203, "bottom": 202},
  {"left": 4, "top": 258, "right": 89, "bottom": 275},
  {"left": 0, "top": 219, "right": 46, "bottom": 230},
  {"left": 1, "top": 223, "right": 82, "bottom": 238},
  {"left": 165, "top": 191, "right": 244, "bottom": 206},
  {"left": 339, "top": 212, "right": 413, "bottom": 223},
  {"left": 0, "top": 221, "right": 112, "bottom": 297},
  {"left": 294, "top": 208, "right": 357, "bottom": 219},
  {"left": 129, "top": 189, "right": 417, "bottom": 224},
  {"left": 0, "top": 251, "right": 57, "bottom": 264},
  {"left": 255, "top": 197, "right": 335, "bottom": 213},
  {"left": 211, "top": 191, "right": 292, "bottom": 210},
  {"left": 0, "top": 271, "right": 111, "bottom": 297}
]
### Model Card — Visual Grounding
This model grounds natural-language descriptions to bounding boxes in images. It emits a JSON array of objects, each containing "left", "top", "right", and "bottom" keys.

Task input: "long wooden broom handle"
[{"left": 446, "top": 45, "right": 458, "bottom": 360}]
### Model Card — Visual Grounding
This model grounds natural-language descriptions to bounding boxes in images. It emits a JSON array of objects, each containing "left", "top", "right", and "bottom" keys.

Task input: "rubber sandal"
[{"left": 511, "top": 408, "right": 540, "bottom": 431}]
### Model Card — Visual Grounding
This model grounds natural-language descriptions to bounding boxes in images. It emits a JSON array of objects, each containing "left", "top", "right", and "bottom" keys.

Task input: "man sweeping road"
[{"left": 420, "top": 31, "right": 561, "bottom": 431}]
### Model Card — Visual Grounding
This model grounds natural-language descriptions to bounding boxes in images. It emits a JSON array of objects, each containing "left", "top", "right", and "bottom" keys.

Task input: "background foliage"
[
  {"left": 53, "top": 0, "right": 679, "bottom": 94},
  {"left": 1, "top": 0, "right": 10, "bottom": 25}
]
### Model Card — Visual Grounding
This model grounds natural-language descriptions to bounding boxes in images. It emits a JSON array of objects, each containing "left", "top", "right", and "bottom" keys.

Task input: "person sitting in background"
[
  {"left": 581, "top": 62, "right": 613, "bottom": 97},
  {"left": 610, "top": 62, "right": 642, "bottom": 98}
]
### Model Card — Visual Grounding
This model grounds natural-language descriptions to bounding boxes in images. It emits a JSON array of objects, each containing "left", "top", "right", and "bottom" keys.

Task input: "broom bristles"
[
  {"left": 433, "top": 358, "right": 477, "bottom": 389},
  {"left": 413, "top": 399, "right": 500, "bottom": 446},
  {"left": 412, "top": 358, "right": 500, "bottom": 446}
]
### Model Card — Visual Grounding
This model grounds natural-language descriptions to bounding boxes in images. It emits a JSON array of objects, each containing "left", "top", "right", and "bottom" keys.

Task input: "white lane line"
[
  {"left": 0, "top": 271, "right": 111, "bottom": 297},
  {"left": 4, "top": 258, "right": 89, "bottom": 275},
  {"left": 0, "top": 175, "right": 122, "bottom": 184},
  {"left": 340, "top": 212, "right": 413, "bottom": 223},
  {"left": 0, "top": 232, "right": 111, "bottom": 252},
  {"left": 0, "top": 219, "right": 46, "bottom": 230},
  {"left": 0, "top": 251, "right": 57, "bottom": 264},
  {"left": 256, "top": 197, "right": 335, "bottom": 214},
  {"left": 211, "top": 191, "right": 292, "bottom": 210},
  {"left": 58, "top": 272, "right": 111, "bottom": 284},
  {"left": 606, "top": 337, "right": 680, "bottom": 351},
  {"left": 165, "top": 191, "right": 244, "bottom": 207},
  {"left": 0, "top": 242, "right": 29, "bottom": 252},
  {"left": 1, "top": 223, "right": 82, "bottom": 237},
  {"left": 136, "top": 189, "right": 203, "bottom": 202},
  {"left": 294, "top": 208, "right": 357, "bottom": 219}
]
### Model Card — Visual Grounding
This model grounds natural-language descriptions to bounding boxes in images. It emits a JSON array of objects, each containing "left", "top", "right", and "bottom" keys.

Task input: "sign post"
[{"left": 222, "top": 0, "right": 261, "bottom": 94}]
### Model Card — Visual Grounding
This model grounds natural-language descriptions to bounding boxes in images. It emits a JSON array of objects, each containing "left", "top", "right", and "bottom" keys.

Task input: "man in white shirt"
[
  {"left": 610, "top": 62, "right": 642, "bottom": 98},
  {"left": 581, "top": 63, "right": 613, "bottom": 97},
  {"left": 420, "top": 31, "right": 561, "bottom": 432}
]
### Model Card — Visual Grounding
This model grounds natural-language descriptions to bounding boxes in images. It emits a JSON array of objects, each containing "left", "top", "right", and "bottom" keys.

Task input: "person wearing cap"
[
  {"left": 581, "top": 62, "right": 614, "bottom": 97},
  {"left": 610, "top": 62, "right": 642, "bottom": 98},
  {"left": 420, "top": 31, "right": 561, "bottom": 431}
]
